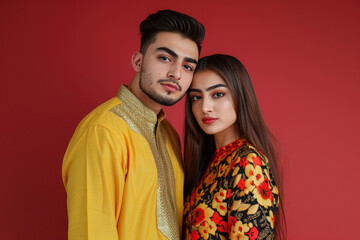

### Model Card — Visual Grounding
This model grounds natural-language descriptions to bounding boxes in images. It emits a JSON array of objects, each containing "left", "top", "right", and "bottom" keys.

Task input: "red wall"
[{"left": 1, "top": 0, "right": 359, "bottom": 239}]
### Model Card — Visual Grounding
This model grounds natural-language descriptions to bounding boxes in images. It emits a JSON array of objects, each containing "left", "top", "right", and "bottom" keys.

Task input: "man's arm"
[{"left": 62, "top": 124, "right": 126, "bottom": 240}]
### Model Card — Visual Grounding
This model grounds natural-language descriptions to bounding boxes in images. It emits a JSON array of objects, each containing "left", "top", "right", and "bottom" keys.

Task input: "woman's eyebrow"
[
  {"left": 189, "top": 84, "right": 227, "bottom": 93},
  {"left": 206, "top": 84, "right": 227, "bottom": 91}
]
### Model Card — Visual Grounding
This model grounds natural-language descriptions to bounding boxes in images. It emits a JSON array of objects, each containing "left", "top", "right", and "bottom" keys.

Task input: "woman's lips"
[{"left": 202, "top": 117, "right": 217, "bottom": 124}]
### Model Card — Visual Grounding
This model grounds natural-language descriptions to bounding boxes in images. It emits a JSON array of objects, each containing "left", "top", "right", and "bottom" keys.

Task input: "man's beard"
[{"left": 139, "top": 70, "right": 185, "bottom": 106}]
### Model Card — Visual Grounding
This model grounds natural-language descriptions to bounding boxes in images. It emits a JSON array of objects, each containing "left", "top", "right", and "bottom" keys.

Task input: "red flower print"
[
  {"left": 252, "top": 156, "right": 263, "bottom": 167},
  {"left": 258, "top": 149, "right": 265, "bottom": 156},
  {"left": 239, "top": 157, "right": 248, "bottom": 168},
  {"left": 227, "top": 215, "right": 237, "bottom": 235},
  {"left": 256, "top": 174, "right": 262, "bottom": 181},
  {"left": 273, "top": 215, "right": 276, "bottom": 227},
  {"left": 190, "top": 191, "right": 196, "bottom": 204},
  {"left": 211, "top": 212, "right": 222, "bottom": 224},
  {"left": 246, "top": 227, "right": 259, "bottom": 240},
  {"left": 192, "top": 208, "right": 205, "bottom": 225},
  {"left": 226, "top": 189, "right": 232, "bottom": 198},
  {"left": 237, "top": 178, "right": 245, "bottom": 190},
  {"left": 257, "top": 180, "right": 272, "bottom": 200},
  {"left": 229, "top": 216, "right": 237, "bottom": 226},
  {"left": 218, "top": 220, "right": 227, "bottom": 232},
  {"left": 191, "top": 230, "right": 200, "bottom": 240},
  {"left": 220, "top": 191, "right": 225, "bottom": 198}
]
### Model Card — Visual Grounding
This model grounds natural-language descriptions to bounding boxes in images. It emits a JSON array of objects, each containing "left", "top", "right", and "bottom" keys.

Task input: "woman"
[{"left": 183, "top": 54, "right": 285, "bottom": 240}]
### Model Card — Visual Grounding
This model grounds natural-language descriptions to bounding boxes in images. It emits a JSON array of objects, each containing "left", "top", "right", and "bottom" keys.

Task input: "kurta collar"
[
  {"left": 213, "top": 138, "right": 246, "bottom": 159},
  {"left": 117, "top": 85, "right": 165, "bottom": 125}
]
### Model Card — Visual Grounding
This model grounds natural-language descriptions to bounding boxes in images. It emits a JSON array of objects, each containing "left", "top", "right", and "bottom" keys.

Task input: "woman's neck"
[{"left": 214, "top": 130, "right": 240, "bottom": 149}]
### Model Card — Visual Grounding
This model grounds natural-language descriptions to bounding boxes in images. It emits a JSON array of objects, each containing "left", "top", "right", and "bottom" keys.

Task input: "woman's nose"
[{"left": 202, "top": 98, "right": 213, "bottom": 113}]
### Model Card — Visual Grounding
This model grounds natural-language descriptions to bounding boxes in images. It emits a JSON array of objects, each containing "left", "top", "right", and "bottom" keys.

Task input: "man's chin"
[
  {"left": 159, "top": 98, "right": 180, "bottom": 106},
  {"left": 143, "top": 88, "right": 185, "bottom": 106}
]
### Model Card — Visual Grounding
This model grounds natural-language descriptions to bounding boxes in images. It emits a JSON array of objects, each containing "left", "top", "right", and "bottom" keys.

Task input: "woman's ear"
[{"left": 131, "top": 51, "right": 143, "bottom": 73}]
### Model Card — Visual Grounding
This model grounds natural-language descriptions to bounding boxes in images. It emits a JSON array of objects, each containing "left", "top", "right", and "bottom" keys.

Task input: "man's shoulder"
[
  {"left": 74, "top": 97, "right": 129, "bottom": 133},
  {"left": 82, "top": 97, "right": 120, "bottom": 120}
]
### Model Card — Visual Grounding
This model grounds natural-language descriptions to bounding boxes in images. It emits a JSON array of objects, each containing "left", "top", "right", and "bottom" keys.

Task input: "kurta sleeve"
[
  {"left": 226, "top": 151, "right": 278, "bottom": 239},
  {"left": 62, "top": 124, "right": 127, "bottom": 240}
]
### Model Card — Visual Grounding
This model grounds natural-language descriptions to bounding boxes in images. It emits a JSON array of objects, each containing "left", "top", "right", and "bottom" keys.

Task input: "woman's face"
[{"left": 189, "top": 70, "right": 238, "bottom": 144}]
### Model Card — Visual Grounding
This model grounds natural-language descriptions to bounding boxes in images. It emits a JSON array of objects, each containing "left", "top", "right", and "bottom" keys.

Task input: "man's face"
[{"left": 139, "top": 32, "right": 199, "bottom": 106}]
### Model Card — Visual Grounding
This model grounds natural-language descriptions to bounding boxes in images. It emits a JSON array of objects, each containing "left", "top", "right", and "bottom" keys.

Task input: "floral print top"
[{"left": 183, "top": 139, "right": 279, "bottom": 240}]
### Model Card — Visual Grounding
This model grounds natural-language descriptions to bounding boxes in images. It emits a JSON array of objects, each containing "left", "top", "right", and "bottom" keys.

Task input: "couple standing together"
[{"left": 62, "top": 9, "right": 284, "bottom": 240}]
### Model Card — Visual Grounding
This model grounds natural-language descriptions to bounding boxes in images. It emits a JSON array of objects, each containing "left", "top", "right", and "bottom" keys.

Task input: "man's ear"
[{"left": 131, "top": 52, "right": 143, "bottom": 73}]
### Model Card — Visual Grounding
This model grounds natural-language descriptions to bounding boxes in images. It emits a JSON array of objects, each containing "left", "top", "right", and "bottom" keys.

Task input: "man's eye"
[{"left": 184, "top": 65, "right": 194, "bottom": 71}]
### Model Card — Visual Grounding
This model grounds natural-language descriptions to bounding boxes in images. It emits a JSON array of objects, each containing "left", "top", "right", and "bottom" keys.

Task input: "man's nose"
[{"left": 167, "top": 63, "right": 182, "bottom": 80}]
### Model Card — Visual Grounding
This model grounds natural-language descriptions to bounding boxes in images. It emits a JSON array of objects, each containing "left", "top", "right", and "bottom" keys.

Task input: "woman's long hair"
[{"left": 184, "top": 54, "right": 286, "bottom": 239}]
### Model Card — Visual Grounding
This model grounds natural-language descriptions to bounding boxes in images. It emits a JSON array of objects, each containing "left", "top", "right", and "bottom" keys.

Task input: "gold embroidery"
[{"left": 110, "top": 85, "right": 179, "bottom": 240}]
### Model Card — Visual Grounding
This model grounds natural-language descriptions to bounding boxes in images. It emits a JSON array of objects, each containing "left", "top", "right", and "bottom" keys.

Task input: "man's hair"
[{"left": 139, "top": 9, "right": 205, "bottom": 54}]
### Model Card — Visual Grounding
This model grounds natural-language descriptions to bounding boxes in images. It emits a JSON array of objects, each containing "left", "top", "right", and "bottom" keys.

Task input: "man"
[{"left": 62, "top": 10, "right": 205, "bottom": 240}]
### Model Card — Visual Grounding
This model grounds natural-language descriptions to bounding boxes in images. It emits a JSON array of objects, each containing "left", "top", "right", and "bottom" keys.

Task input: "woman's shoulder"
[
  {"left": 224, "top": 139, "right": 264, "bottom": 163},
  {"left": 225, "top": 141, "right": 274, "bottom": 181}
]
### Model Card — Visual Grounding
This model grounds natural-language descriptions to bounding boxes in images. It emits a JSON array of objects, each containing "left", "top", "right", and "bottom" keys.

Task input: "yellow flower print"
[
  {"left": 217, "top": 163, "right": 228, "bottom": 177},
  {"left": 244, "top": 175, "right": 256, "bottom": 194},
  {"left": 263, "top": 168, "right": 270, "bottom": 180},
  {"left": 252, "top": 166, "right": 265, "bottom": 185},
  {"left": 246, "top": 153, "right": 263, "bottom": 167},
  {"left": 192, "top": 203, "right": 214, "bottom": 226},
  {"left": 229, "top": 220, "right": 250, "bottom": 240},
  {"left": 226, "top": 154, "right": 238, "bottom": 165},
  {"left": 266, "top": 210, "right": 275, "bottom": 229},
  {"left": 210, "top": 181, "right": 217, "bottom": 193},
  {"left": 199, "top": 219, "right": 217, "bottom": 239},
  {"left": 198, "top": 189, "right": 205, "bottom": 199},
  {"left": 232, "top": 166, "right": 240, "bottom": 177},
  {"left": 245, "top": 164, "right": 254, "bottom": 178},
  {"left": 204, "top": 172, "right": 217, "bottom": 187},
  {"left": 212, "top": 188, "right": 227, "bottom": 216},
  {"left": 245, "top": 165, "right": 264, "bottom": 184},
  {"left": 272, "top": 185, "right": 279, "bottom": 195},
  {"left": 252, "top": 179, "right": 273, "bottom": 208},
  {"left": 244, "top": 165, "right": 265, "bottom": 194}
]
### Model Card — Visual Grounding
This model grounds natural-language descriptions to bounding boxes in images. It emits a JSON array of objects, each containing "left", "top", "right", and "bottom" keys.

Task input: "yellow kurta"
[{"left": 62, "top": 85, "right": 184, "bottom": 240}]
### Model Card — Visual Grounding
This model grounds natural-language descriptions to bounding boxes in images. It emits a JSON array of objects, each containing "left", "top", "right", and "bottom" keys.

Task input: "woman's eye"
[{"left": 213, "top": 92, "right": 224, "bottom": 98}]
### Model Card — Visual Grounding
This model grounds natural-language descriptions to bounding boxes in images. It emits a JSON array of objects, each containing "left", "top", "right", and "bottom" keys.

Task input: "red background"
[{"left": 1, "top": 0, "right": 359, "bottom": 239}]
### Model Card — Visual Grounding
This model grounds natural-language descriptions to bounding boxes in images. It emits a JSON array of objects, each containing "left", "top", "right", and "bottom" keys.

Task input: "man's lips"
[
  {"left": 161, "top": 83, "right": 179, "bottom": 92},
  {"left": 202, "top": 117, "right": 217, "bottom": 124}
]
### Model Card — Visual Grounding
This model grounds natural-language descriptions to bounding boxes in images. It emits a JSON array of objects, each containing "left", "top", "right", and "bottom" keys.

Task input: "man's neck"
[{"left": 127, "top": 75, "right": 163, "bottom": 115}]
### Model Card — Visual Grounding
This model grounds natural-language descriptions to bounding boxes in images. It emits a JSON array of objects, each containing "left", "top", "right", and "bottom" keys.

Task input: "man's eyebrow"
[
  {"left": 156, "top": 47, "right": 178, "bottom": 58},
  {"left": 188, "top": 84, "right": 227, "bottom": 93},
  {"left": 185, "top": 57, "right": 198, "bottom": 65},
  {"left": 156, "top": 47, "right": 198, "bottom": 65},
  {"left": 188, "top": 89, "right": 201, "bottom": 93}
]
